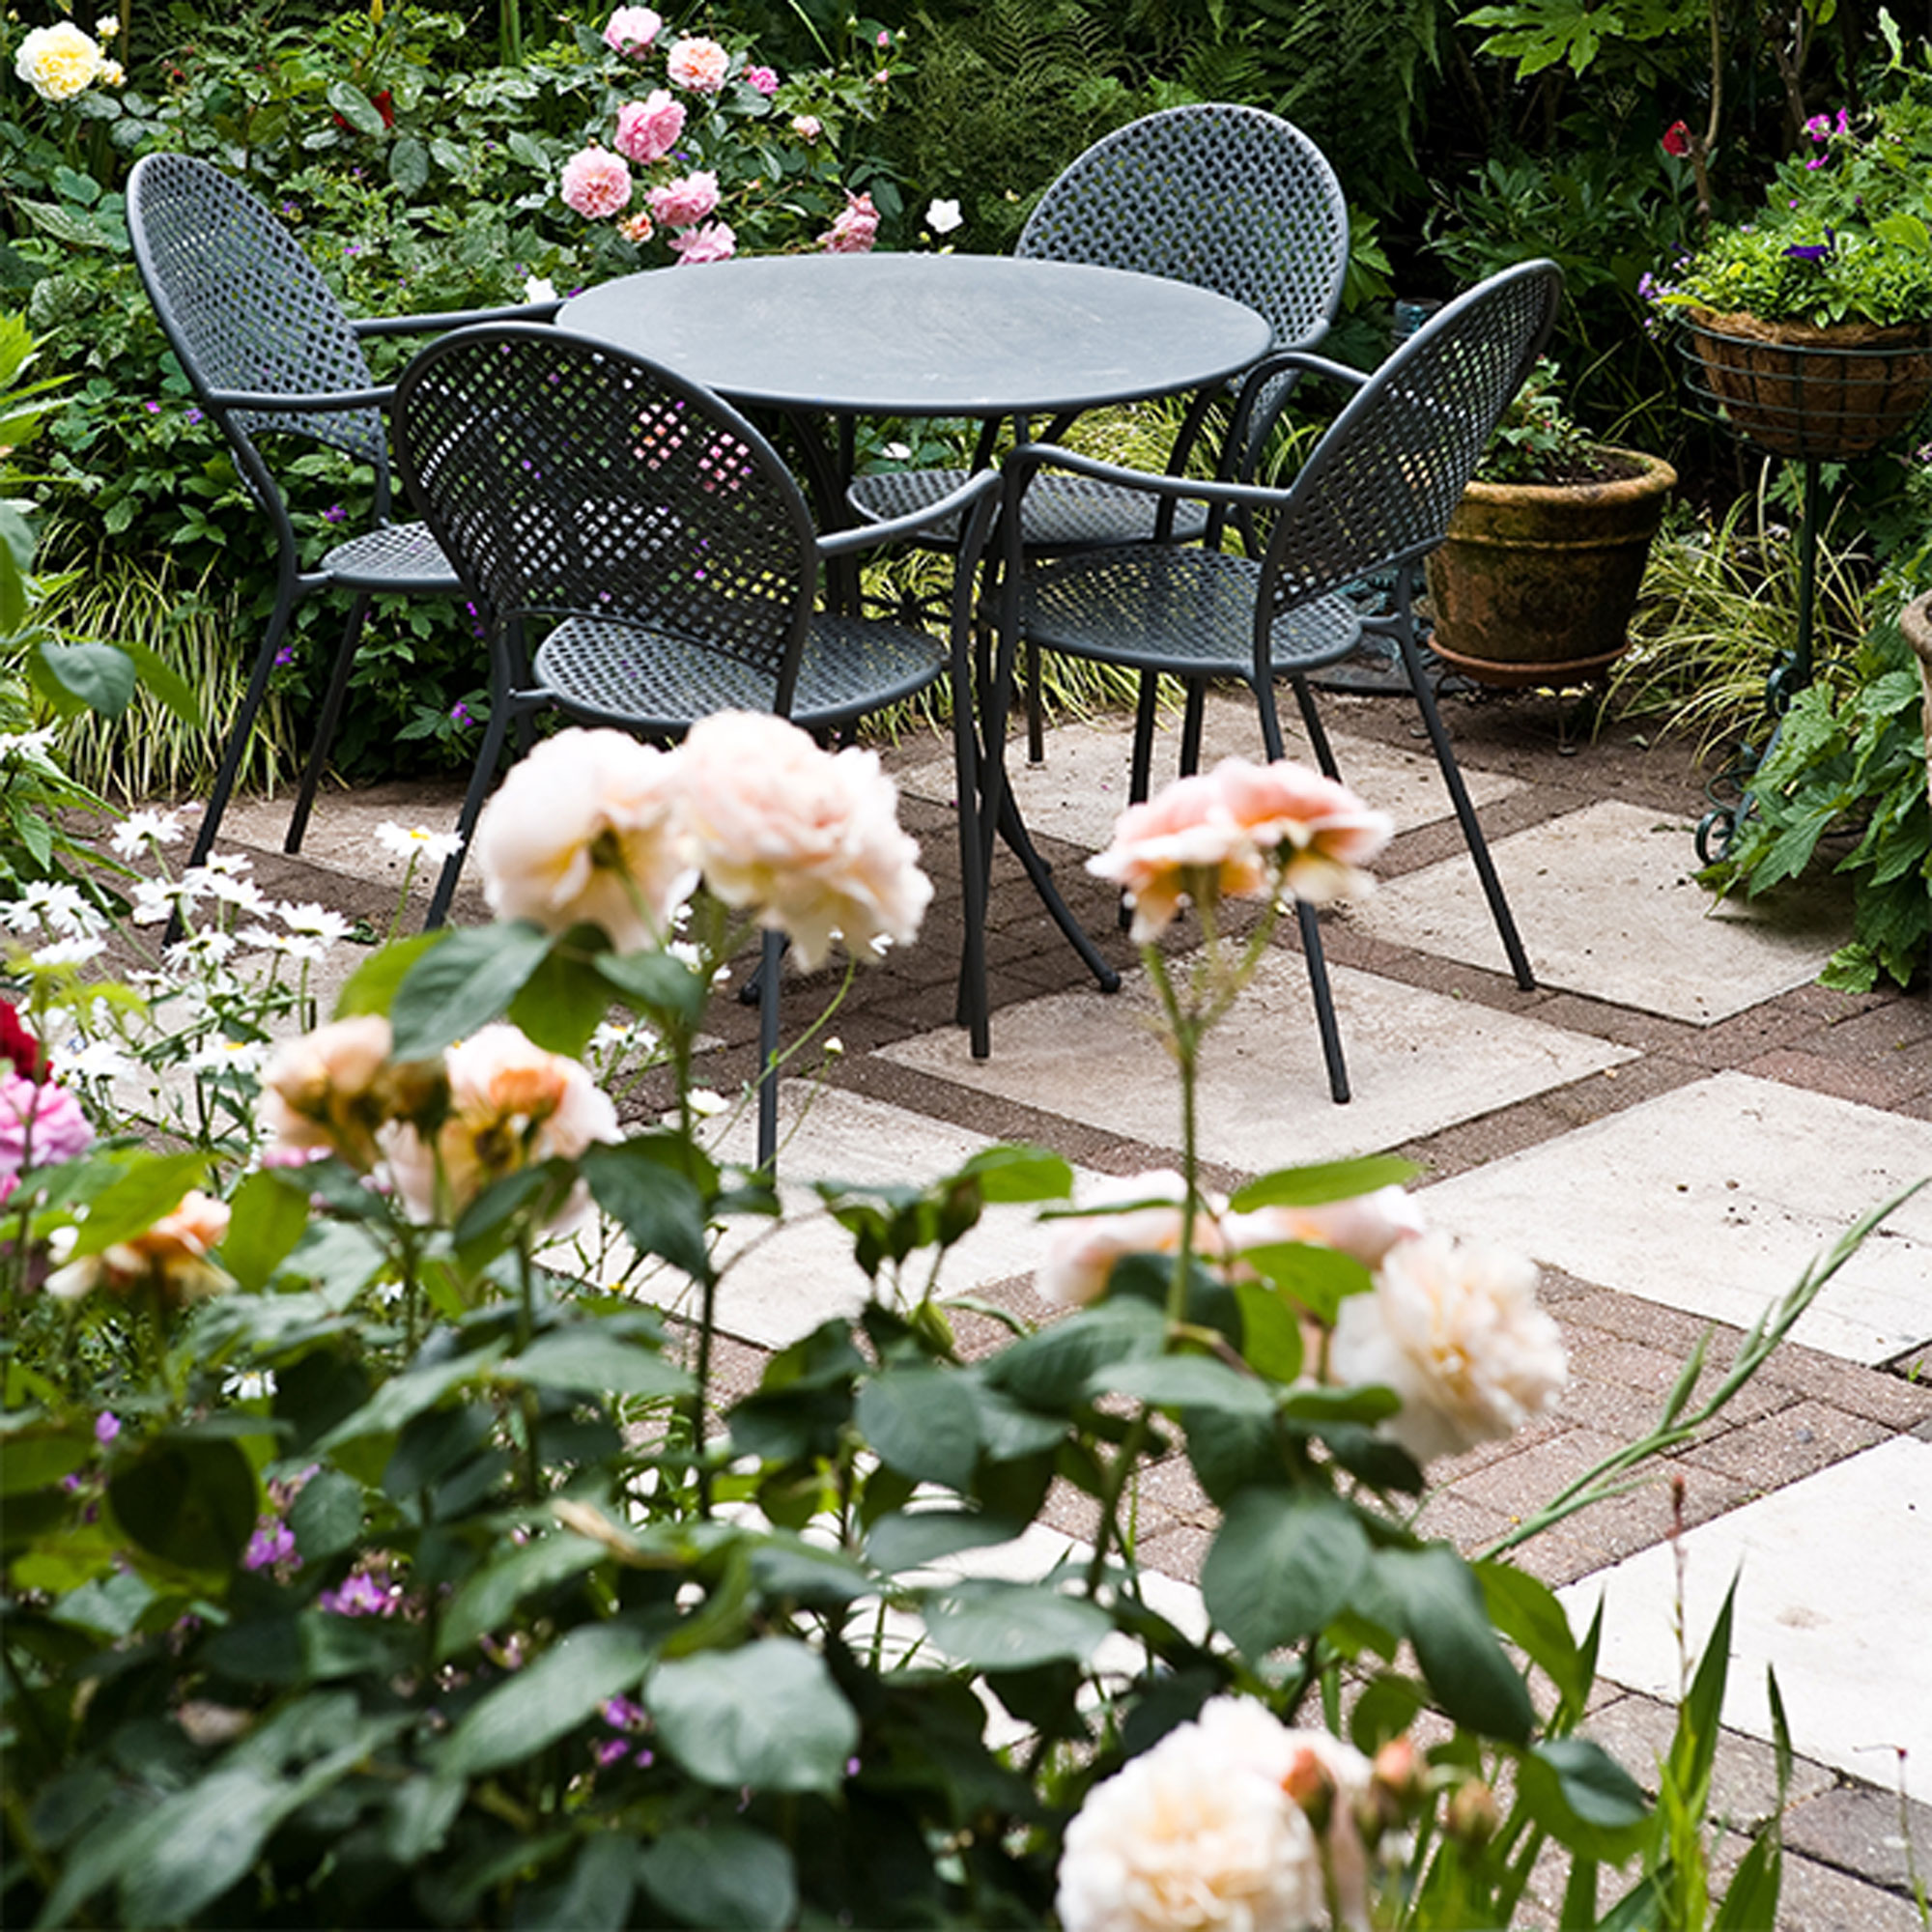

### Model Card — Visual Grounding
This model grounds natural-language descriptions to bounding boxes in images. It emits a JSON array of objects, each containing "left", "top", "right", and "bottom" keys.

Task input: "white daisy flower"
[
  {"left": 108, "top": 809, "right": 187, "bottom": 859},
  {"left": 32, "top": 935, "right": 107, "bottom": 969},
  {"left": 375, "top": 820, "right": 464, "bottom": 863}
]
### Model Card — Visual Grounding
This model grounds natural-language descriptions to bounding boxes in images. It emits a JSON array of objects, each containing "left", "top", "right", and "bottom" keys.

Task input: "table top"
[{"left": 556, "top": 253, "right": 1273, "bottom": 417}]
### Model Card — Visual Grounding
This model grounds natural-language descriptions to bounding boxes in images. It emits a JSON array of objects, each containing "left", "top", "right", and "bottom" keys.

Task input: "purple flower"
[
  {"left": 1784, "top": 239, "right": 1833, "bottom": 262},
  {"left": 144, "top": 400, "right": 161, "bottom": 413},
  {"left": 322, "top": 503, "right": 347, "bottom": 525},
  {"left": 602, "top": 1694, "right": 647, "bottom": 1729},
  {"left": 593, "top": 1737, "right": 630, "bottom": 1767},
  {"left": 185, "top": 407, "right": 203, "bottom": 425},
  {"left": 274, "top": 645, "right": 297, "bottom": 668},
  {"left": 243, "top": 1517, "right": 298, "bottom": 1572},
  {"left": 95, "top": 1410, "right": 121, "bottom": 1445},
  {"left": 449, "top": 700, "right": 472, "bottom": 725},
  {"left": 319, "top": 1572, "right": 397, "bottom": 1616}
]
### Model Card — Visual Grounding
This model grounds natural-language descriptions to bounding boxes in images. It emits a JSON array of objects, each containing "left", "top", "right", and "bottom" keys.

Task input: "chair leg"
[
  {"left": 188, "top": 591, "right": 298, "bottom": 873},
  {"left": 1128, "top": 672, "right": 1159, "bottom": 806},
  {"left": 1179, "top": 679, "right": 1207, "bottom": 777},
  {"left": 425, "top": 698, "right": 513, "bottom": 930},
  {"left": 1287, "top": 676, "right": 1342, "bottom": 781},
  {"left": 754, "top": 927, "right": 782, "bottom": 1173},
  {"left": 286, "top": 590, "right": 372, "bottom": 854},
  {"left": 951, "top": 660, "right": 991, "bottom": 1059},
  {"left": 1391, "top": 620, "right": 1535, "bottom": 990},
  {"left": 1294, "top": 896, "right": 1351, "bottom": 1104},
  {"left": 1025, "top": 638, "right": 1045, "bottom": 765}
]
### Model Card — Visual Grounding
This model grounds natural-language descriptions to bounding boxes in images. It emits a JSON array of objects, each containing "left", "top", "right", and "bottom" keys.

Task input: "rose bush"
[{"left": 2, "top": 724, "right": 1889, "bottom": 1929}]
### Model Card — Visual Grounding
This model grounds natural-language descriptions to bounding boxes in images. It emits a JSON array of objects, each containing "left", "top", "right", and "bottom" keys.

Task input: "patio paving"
[{"left": 195, "top": 677, "right": 1932, "bottom": 1927}]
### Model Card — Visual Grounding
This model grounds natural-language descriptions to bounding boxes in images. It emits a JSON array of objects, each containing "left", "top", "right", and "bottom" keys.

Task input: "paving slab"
[
  {"left": 1419, "top": 1072, "right": 1932, "bottom": 1365},
  {"left": 1558, "top": 1436, "right": 1932, "bottom": 1785},
  {"left": 880, "top": 955, "right": 1635, "bottom": 1171},
  {"left": 1350, "top": 799, "right": 1856, "bottom": 1024},
  {"left": 895, "top": 704, "right": 1520, "bottom": 852}
]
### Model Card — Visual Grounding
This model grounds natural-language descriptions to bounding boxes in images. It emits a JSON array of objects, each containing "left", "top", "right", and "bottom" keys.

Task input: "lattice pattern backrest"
[
  {"left": 1016, "top": 104, "right": 1349, "bottom": 350},
  {"left": 1261, "top": 261, "right": 1563, "bottom": 610},
  {"left": 394, "top": 326, "right": 816, "bottom": 696},
  {"left": 127, "top": 153, "right": 384, "bottom": 468}
]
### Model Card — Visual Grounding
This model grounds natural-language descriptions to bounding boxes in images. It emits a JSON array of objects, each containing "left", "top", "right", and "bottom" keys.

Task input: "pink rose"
[
  {"left": 472, "top": 727, "right": 696, "bottom": 952},
  {"left": 601, "top": 5, "right": 661, "bottom": 53},
  {"left": 559, "top": 146, "right": 633, "bottom": 220},
  {"left": 647, "top": 169, "right": 721, "bottom": 229},
  {"left": 790, "top": 113, "right": 821, "bottom": 142},
  {"left": 1086, "top": 772, "right": 1267, "bottom": 943},
  {"left": 669, "top": 220, "right": 735, "bottom": 264},
  {"left": 819, "top": 189, "right": 879, "bottom": 254},
  {"left": 742, "top": 63, "right": 779, "bottom": 95},
  {"left": 1211, "top": 757, "right": 1392, "bottom": 904},
  {"left": 679, "top": 712, "right": 931, "bottom": 970},
  {"left": 614, "top": 88, "right": 686, "bottom": 164},
  {"left": 665, "top": 35, "right": 729, "bottom": 92},
  {"left": 0, "top": 1070, "right": 92, "bottom": 1201}
]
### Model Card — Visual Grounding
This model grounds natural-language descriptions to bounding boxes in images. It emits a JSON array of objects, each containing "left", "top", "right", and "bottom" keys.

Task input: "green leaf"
[
  {"left": 388, "top": 921, "right": 554, "bottom": 1060},
  {"left": 288, "top": 1466, "right": 363, "bottom": 1561},
  {"left": 1236, "top": 1240, "right": 1373, "bottom": 1324},
  {"left": 1517, "top": 1736, "right": 1652, "bottom": 1861},
  {"left": 595, "top": 947, "right": 708, "bottom": 1028},
  {"left": 1089, "top": 1352, "right": 1277, "bottom": 1421},
  {"left": 437, "top": 1528, "right": 608, "bottom": 1662},
  {"left": 1378, "top": 1545, "right": 1534, "bottom": 1744},
  {"left": 648, "top": 1638, "right": 858, "bottom": 1794},
  {"left": 502, "top": 1331, "right": 690, "bottom": 1401},
  {"left": 31, "top": 639, "right": 138, "bottom": 718},
  {"left": 1228, "top": 1154, "right": 1418, "bottom": 1210},
  {"left": 1200, "top": 1488, "right": 1371, "bottom": 1657},
  {"left": 1480, "top": 1560, "right": 1589, "bottom": 1717},
  {"left": 106, "top": 637, "right": 201, "bottom": 726},
  {"left": 107, "top": 1435, "right": 257, "bottom": 1575},
  {"left": 638, "top": 1824, "right": 796, "bottom": 1932},
  {"left": 440, "top": 1620, "right": 655, "bottom": 1777},
  {"left": 1666, "top": 1575, "right": 1738, "bottom": 1807},
  {"left": 982, "top": 1295, "right": 1167, "bottom": 1411},
  {"left": 0, "top": 1420, "right": 90, "bottom": 1495},
  {"left": 318, "top": 1340, "right": 509, "bottom": 1449},
  {"left": 951, "top": 1144, "right": 1074, "bottom": 1204},
  {"left": 67, "top": 1151, "right": 208, "bottom": 1259},
  {"left": 922, "top": 1577, "right": 1113, "bottom": 1669},
  {"left": 221, "top": 1169, "right": 314, "bottom": 1293},
  {"left": 389, "top": 135, "right": 430, "bottom": 194},
  {"left": 1233, "top": 1282, "right": 1305, "bottom": 1381},
  {"left": 508, "top": 930, "right": 616, "bottom": 1057},
  {"left": 865, "top": 1509, "right": 1026, "bottom": 1573},
  {"left": 334, "top": 931, "right": 445, "bottom": 1019},
  {"left": 327, "top": 79, "right": 387, "bottom": 136},
  {"left": 580, "top": 1139, "right": 711, "bottom": 1279},
  {"left": 855, "top": 1367, "right": 982, "bottom": 1490}
]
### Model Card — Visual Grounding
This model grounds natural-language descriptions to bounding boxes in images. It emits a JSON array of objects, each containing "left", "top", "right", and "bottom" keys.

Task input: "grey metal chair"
[
  {"left": 126, "top": 153, "right": 560, "bottom": 872},
  {"left": 1000, "top": 260, "right": 1564, "bottom": 1104},
  {"left": 391, "top": 324, "right": 1002, "bottom": 1169},
  {"left": 848, "top": 103, "right": 1350, "bottom": 757}
]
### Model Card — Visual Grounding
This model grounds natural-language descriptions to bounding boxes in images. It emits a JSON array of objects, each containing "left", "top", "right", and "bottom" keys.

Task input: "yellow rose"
[{"left": 14, "top": 22, "right": 103, "bottom": 102}]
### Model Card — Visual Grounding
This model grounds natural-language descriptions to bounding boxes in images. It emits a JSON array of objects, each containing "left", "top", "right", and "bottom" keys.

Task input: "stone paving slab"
[
  {"left": 1418, "top": 1072, "right": 1932, "bottom": 1365},
  {"left": 1559, "top": 1435, "right": 1932, "bottom": 1785},
  {"left": 880, "top": 955, "right": 1636, "bottom": 1171},
  {"left": 1351, "top": 799, "right": 1857, "bottom": 1024},
  {"left": 895, "top": 706, "right": 1521, "bottom": 850}
]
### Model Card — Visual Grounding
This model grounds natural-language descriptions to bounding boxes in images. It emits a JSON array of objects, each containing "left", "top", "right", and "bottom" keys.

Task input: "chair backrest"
[
  {"left": 1017, "top": 104, "right": 1349, "bottom": 355},
  {"left": 1260, "top": 259, "right": 1563, "bottom": 611},
  {"left": 127, "top": 153, "right": 385, "bottom": 472},
  {"left": 392, "top": 324, "right": 819, "bottom": 713}
]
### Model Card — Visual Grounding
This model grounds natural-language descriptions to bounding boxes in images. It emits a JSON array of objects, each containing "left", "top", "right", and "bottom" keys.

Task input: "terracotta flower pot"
[
  {"left": 1684, "top": 307, "right": 1932, "bottom": 458},
  {"left": 1423, "top": 449, "right": 1677, "bottom": 688}
]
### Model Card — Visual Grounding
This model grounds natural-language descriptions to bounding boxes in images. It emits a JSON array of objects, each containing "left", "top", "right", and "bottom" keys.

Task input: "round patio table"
[{"left": 555, "top": 251, "right": 1273, "bottom": 420}]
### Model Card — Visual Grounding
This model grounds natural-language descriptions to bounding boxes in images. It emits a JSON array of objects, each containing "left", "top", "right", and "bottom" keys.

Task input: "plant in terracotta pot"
[
  {"left": 1648, "top": 60, "right": 1932, "bottom": 458},
  {"left": 1423, "top": 358, "right": 1678, "bottom": 686}
]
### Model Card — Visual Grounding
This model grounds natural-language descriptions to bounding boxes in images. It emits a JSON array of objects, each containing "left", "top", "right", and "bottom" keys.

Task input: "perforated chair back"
[
  {"left": 1017, "top": 103, "right": 1349, "bottom": 355},
  {"left": 127, "top": 153, "right": 386, "bottom": 477},
  {"left": 393, "top": 324, "right": 820, "bottom": 716},
  {"left": 1260, "top": 259, "right": 1562, "bottom": 611}
]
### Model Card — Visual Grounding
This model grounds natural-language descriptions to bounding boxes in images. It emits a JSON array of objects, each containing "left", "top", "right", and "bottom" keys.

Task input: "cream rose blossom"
[
  {"left": 46, "top": 1189, "right": 234, "bottom": 1306},
  {"left": 1087, "top": 773, "right": 1268, "bottom": 943},
  {"left": 259, "top": 1014, "right": 396, "bottom": 1172},
  {"left": 1224, "top": 1184, "right": 1426, "bottom": 1271},
  {"left": 678, "top": 713, "right": 931, "bottom": 970},
  {"left": 1057, "top": 1698, "right": 1325, "bottom": 1932},
  {"left": 15, "top": 21, "right": 102, "bottom": 100},
  {"left": 471, "top": 728, "right": 696, "bottom": 952},
  {"left": 1330, "top": 1230, "right": 1568, "bottom": 1463},
  {"left": 383, "top": 1024, "right": 618, "bottom": 1226},
  {"left": 1037, "top": 1171, "right": 1191, "bottom": 1307},
  {"left": 1213, "top": 757, "right": 1394, "bottom": 905}
]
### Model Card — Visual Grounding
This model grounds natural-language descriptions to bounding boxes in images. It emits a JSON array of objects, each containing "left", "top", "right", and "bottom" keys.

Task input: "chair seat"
[
  {"left": 849, "top": 468, "right": 1209, "bottom": 551},
  {"left": 321, "top": 519, "right": 460, "bottom": 591},
  {"left": 1020, "top": 546, "right": 1362, "bottom": 678},
  {"left": 534, "top": 611, "right": 947, "bottom": 737}
]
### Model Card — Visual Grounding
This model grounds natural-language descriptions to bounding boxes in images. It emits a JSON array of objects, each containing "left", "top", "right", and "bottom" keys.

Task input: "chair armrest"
[
  {"left": 202, "top": 383, "right": 395, "bottom": 414},
  {"left": 1004, "top": 441, "right": 1284, "bottom": 516},
  {"left": 353, "top": 298, "right": 563, "bottom": 339},
  {"left": 817, "top": 468, "right": 1003, "bottom": 558}
]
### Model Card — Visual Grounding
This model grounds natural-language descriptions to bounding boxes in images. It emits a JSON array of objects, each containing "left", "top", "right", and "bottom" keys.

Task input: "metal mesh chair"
[
  {"left": 126, "top": 153, "right": 559, "bottom": 871},
  {"left": 1001, "top": 260, "right": 1564, "bottom": 1103},
  {"left": 847, "top": 103, "right": 1349, "bottom": 753},
  {"left": 392, "top": 324, "right": 1002, "bottom": 1167}
]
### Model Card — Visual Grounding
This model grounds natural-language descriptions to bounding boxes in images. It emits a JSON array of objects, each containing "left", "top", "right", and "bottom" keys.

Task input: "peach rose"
[
  {"left": 1223, "top": 1184, "right": 1426, "bottom": 1271},
  {"left": 1330, "top": 1230, "right": 1567, "bottom": 1463},
  {"left": 259, "top": 1014, "right": 395, "bottom": 1172},
  {"left": 678, "top": 713, "right": 930, "bottom": 970},
  {"left": 669, "top": 221, "right": 735, "bottom": 264},
  {"left": 471, "top": 728, "right": 696, "bottom": 952},
  {"left": 614, "top": 89, "right": 685, "bottom": 164},
  {"left": 383, "top": 1024, "right": 618, "bottom": 1227},
  {"left": 559, "top": 146, "right": 633, "bottom": 220},
  {"left": 647, "top": 169, "right": 720, "bottom": 229},
  {"left": 665, "top": 35, "right": 729, "bottom": 92},
  {"left": 46, "top": 1188, "right": 234, "bottom": 1306},
  {"left": 601, "top": 5, "right": 661, "bottom": 54},
  {"left": 1212, "top": 757, "right": 1392, "bottom": 905},
  {"left": 1037, "top": 1170, "right": 1191, "bottom": 1307},
  {"left": 1086, "top": 772, "right": 1267, "bottom": 943}
]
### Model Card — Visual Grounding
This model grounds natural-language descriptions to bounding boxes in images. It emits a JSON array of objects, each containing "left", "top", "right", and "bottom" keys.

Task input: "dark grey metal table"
[{"left": 557, "top": 252, "right": 1274, "bottom": 1008}]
